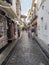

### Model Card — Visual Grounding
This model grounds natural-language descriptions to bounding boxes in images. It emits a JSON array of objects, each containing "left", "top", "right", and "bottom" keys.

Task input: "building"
[
  {"left": 27, "top": 0, "right": 37, "bottom": 34},
  {"left": 36, "top": 0, "right": 49, "bottom": 45},
  {"left": 0, "top": 0, "right": 21, "bottom": 49},
  {"left": 1, "top": 0, "right": 21, "bottom": 20},
  {"left": 21, "top": 14, "right": 27, "bottom": 23},
  {"left": 27, "top": 0, "right": 49, "bottom": 45},
  {"left": 16, "top": 0, "right": 21, "bottom": 20}
]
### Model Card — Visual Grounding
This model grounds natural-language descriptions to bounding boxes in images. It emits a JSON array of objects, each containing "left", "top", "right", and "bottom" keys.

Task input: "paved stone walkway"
[{"left": 6, "top": 31, "right": 49, "bottom": 65}]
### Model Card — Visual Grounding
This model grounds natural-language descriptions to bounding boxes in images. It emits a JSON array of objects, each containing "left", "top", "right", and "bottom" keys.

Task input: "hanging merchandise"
[
  {"left": 0, "top": 14, "right": 8, "bottom": 49},
  {"left": 6, "top": 16, "right": 15, "bottom": 42}
]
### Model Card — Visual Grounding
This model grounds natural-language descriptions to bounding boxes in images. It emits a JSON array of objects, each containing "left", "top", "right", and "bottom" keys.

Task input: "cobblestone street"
[{"left": 6, "top": 31, "right": 49, "bottom": 65}]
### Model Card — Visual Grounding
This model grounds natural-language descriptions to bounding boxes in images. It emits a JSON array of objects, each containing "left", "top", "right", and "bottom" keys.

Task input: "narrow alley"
[
  {"left": 0, "top": 0, "right": 49, "bottom": 65},
  {"left": 6, "top": 31, "right": 48, "bottom": 65}
]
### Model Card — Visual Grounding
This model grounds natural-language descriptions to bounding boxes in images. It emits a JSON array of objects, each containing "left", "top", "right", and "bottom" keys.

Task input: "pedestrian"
[
  {"left": 31, "top": 25, "right": 35, "bottom": 38},
  {"left": 17, "top": 25, "right": 20, "bottom": 37},
  {"left": 27, "top": 26, "right": 31, "bottom": 38}
]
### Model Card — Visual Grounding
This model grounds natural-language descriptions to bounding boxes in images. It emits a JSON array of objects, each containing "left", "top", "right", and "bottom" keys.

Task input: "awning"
[
  {"left": 3, "top": 7, "right": 17, "bottom": 19},
  {"left": 0, "top": 0, "right": 17, "bottom": 19},
  {"left": 0, "top": 0, "right": 10, "bottom": 7}
]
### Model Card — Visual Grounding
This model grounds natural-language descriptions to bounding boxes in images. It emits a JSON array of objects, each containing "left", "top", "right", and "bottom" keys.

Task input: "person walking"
[
  {"left": 27, "top": 26, "right": 31, "bottom": 38},
  {"left": 17, "top": 25, "right": 20, "bottom": 37}
]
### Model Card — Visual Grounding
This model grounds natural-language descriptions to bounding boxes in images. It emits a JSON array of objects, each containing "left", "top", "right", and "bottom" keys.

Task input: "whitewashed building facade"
[{"left": 37, "top": 0, "right": 49, "bottom": 45}]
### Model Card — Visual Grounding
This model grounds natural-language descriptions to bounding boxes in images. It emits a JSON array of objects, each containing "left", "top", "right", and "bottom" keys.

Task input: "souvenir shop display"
[{"left": 0, "top": 14, "right": 8, "bottom": 49}]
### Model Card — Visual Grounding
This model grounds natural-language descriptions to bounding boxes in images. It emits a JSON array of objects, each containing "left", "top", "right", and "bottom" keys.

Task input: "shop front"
[
  {"left": 6, "top": 16, "right": 15, "bottom": 42},
  {"left": 0, "top": 13, "right": 8, "bottom": 49}
]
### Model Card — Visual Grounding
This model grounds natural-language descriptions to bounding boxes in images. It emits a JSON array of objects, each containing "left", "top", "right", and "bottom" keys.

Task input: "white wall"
[{"left": 37, "top": 0, "right": 49, "bottom": 45}]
